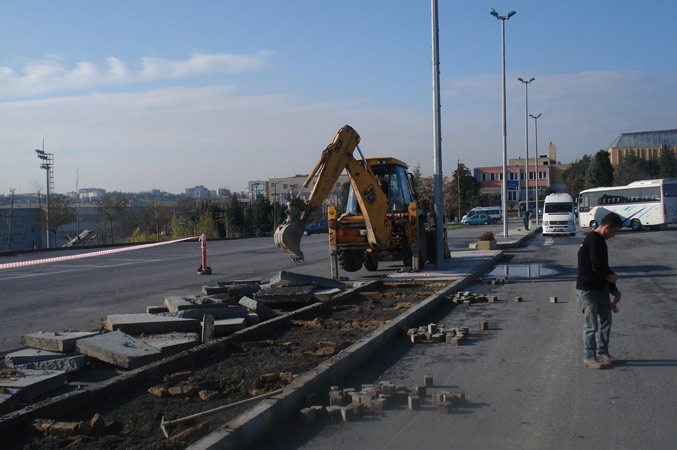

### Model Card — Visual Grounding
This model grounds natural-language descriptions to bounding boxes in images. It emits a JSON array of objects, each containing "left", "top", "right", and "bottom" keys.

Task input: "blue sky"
[{"left": 2, "top": 0, "right": 676, "bottom": 195}]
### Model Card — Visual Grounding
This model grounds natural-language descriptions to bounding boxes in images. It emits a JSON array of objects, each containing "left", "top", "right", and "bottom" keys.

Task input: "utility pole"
[
  {"left": 530, "top": 113, "right": 543, "bottom": 224},
  {"left": 518, "top": 77, "right": 535, "bottom": 222},
  {"left": 35, "top": 142, "right": 54, "bottom": 248},
  {"left": 457, "top": 159, "right": 461, "bottom": 222},
  {"left": 431, "top": 0, "right": 444, "bottom": 268}
]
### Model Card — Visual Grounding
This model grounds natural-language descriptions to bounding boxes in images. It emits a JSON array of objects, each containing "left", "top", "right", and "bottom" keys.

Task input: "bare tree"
[{"left": 99, "top": 193, "right": 131, "bottom": 244}]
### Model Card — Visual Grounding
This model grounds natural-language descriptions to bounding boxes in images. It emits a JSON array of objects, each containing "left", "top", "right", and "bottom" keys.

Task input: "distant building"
[
  {"left": 185, "top": 185, "right": 210, "bottom": 198},
  {"left": 79, "top": 188, "right": 106, "bottom": 202},
  {"left": 607, "top": 129, "right": 677, "bottom": 165},
  {"left": 474, "top": 142, "right": 570, "bottom": 206}
]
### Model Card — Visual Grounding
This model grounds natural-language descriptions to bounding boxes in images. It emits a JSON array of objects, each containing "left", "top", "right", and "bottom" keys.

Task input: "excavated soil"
[{"left": 7, "top": 281, "right": 448, "bottom": 450}]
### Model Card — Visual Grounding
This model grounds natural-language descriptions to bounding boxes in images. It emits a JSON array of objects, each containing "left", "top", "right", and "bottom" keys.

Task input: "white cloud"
[
  {"left": 0, "top": 51, "right": 275, "bottom": 99},
  {"left": 1, "top": 70, "right": 675, "bottom": 195}
]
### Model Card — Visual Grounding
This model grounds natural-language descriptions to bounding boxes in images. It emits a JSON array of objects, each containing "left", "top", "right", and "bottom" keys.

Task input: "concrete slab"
[
  {"left": 162, "top": 306, "right": 249, "bottom": 321},
  {"left": 0, "top": 388, "right": 21, "bottom": 416},
  {"left": 254, "top": 285, "right": 315, "bottom": 304},
  {"left": 213, "top": 318, "right": 246, "bottom": 336},
  {"left": 0, "top": 369, "right": 67, "bottom": 401},
  {"left": 201, "top": 284, "right": 261, "bottom": 301},
  {"left": 13, "top": 355, "right": 87, "bottom": 374},
  {"left": 18, "top": 331, "right": 98, "bottom": 353},
  {"left": 75, "top": 331, "right": 163, "bottom": 370},
  {"left": 104, "top": 314, "right": 201, "bottom": 334},
  {"left": 312, "top": 288, "right": 343, "bottom": 300},
  {"left": 164, "top": 295, "right": 202, "bottom": 312},
  {"left": 269, "top": 271, "right": 345, "bottom": 289},
  {"left": 238, "top": 296, "right": 280, "bottom": 320},
  {"left": 5, "top": 348, "right": 75, "bottom": 366},
  {"left": 137, "top": 332, "right": 200, "bottom": 356}
]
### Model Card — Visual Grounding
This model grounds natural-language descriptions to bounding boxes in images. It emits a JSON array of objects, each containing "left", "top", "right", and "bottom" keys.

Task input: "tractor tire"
[
  {"left": 364, "top": 251, "right": 378, "bottom": 271},
  {"left": 338, "top": 249, "right": 363, "bottom": 272}
]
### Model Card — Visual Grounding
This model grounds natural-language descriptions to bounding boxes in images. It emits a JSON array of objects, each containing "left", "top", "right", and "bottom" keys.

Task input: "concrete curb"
[
  {"left": 497, "top": 226, "right": 542, "bottom": 249},
  {"left": 188, "top": 251, "right": 505, "bottom": 450}
]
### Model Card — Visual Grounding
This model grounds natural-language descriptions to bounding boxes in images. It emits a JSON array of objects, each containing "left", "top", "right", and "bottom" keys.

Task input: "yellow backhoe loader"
[{"left": 275, "top": 125, "right": 442, "bottom": 279}]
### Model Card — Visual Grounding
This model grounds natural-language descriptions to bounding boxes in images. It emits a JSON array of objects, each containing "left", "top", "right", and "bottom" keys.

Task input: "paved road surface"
[{"left": 255, "top": 225, "right": 677, "bottom": 450}]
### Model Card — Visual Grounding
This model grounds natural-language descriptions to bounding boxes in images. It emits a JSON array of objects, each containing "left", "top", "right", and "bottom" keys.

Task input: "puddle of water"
[{"left": 485, "top": 263, "right": 559, "bottom": 279}]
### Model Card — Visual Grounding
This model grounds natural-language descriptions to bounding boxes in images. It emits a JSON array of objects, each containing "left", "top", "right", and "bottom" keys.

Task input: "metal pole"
[
  {"left": 45, "top": 165, "right": 50, "bottom": 248},
  {"left": 519, "top": 77, "right": 534, "bottom": 224},
  {"left": 530, "top": 113, "right": 542, "bottom": 224},
  {"left": 491, "top": 9, "right": 516, "bottom": 238},
  {"left": 432, "top": 0, "right": 444, "bottom": 268},
  {"left": 457, "top": 159, "right": 461, "bottom": 222}
]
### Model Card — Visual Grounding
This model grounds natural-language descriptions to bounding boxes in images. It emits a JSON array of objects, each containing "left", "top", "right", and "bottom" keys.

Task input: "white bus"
[
  {"left": 578, "top": 179, "right": 677, "bottom": 231},
  {"left": 542, "top": 193, "right": 576, "bottom": 236}
]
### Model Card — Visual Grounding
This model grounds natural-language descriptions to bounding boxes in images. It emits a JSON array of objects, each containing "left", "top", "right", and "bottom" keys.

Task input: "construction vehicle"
[{"left": 275, "top": 125, "right": 441, "bottom": 278}]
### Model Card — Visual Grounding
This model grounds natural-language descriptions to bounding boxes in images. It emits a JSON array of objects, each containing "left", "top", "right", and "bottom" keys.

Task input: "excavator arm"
[{"left": 274, "top": 125, "right": 391, "bottom": 262}]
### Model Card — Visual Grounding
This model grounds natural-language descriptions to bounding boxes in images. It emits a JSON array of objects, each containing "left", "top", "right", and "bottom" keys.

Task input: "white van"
[
  {"left": 542, "top": 193, "right": 576, "bottom": 236},
  {"left": 462, "top": 206, "right": 502, "bottom": 224}
]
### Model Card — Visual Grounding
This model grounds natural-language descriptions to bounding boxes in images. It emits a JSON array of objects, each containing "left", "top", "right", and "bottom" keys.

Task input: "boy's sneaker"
[
  {"left": 597, "top": 353, "right": 616, "bottom": 364},
  {"left": 583, "top": 358, "right": 605, "bottom": 369}
]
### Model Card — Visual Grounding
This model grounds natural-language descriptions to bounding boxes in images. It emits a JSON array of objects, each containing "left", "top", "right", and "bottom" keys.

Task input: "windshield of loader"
[{"left": 346, "top": 164, "right": 411, "bottom": 215}]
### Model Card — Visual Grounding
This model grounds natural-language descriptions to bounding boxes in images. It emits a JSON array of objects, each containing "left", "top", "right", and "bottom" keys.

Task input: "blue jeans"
[{"left": 576, "top": 288, "right": 612, "bottom": 360}]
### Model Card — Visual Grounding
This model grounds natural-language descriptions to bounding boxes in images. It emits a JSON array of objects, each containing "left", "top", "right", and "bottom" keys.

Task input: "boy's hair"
[{"left": 600, "top": 212, "right": 623, "bottom": 229}]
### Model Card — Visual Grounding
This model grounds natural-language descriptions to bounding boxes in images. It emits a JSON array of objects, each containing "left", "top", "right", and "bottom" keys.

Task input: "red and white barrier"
[{"left": 0, "top": 236, "right": 200, "bottom": 270}]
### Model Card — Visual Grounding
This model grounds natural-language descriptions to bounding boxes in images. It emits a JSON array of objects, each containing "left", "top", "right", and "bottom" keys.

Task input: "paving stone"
[
  {"left": 146, "top": 305, "right": 169, "bottom": 314},
  {"left": 213, "top": 317, "right": 247, "bottom": 336},
  {"left": 202, "top": 315, "right": 214, "bottom": 343},
  {"left": 300, "top": 407, "right": 316, "bottom": 424},
  {"left": 329, "top": 391, "right": 344, "bottom": 406},
  {"left": 269, "top": 271, "right": 345, "bottom": 289},
  {"left": 514, "top": 296, "right": 523, "bottom": 302},
  {"left": 246, "top": 313, "right": 260, "bottom": 326},
  {"left": 479, "top": 321, "right": 489, "bottom": 331},
  {"left": 312, "top": 288, "right": 343, "bottom": 300},
  {"left": 437, "top": 401, "right": 453, "bottom": 414},
  {"left": 19, "top": 331, "right": 99, "bottom": 353},
  {"left": 340, "top": 406, "right": 354, "bottom": 422},
  {"left": 324, "top": 405, "right": 341, "bottom": 418},
  {"left": 550, "top": 296, "right": 558, "bottom": 303},
  {"left": 408, "top": 394, "right": 420, "bottom": 411},
  {"left": 163, "top": 295, "right": 199, "bottom": 312},
  {"left": 75, "top": 331, "right": 163, "bottom": 370},
  {"left": 369, "top": 397, "right": 386, "bottom": 411},
  {"left": 238, "top": 296, "right": 280, "bottom": 320},
  {"left": 137, "top": 332, "right": 200, "bottom": 356},
  {"left": 202, "top": 284, "right": 261, "bottom": 299},
  {"left": 415, "top": 385, "right": 427, "bottom": 396},
  {"left": 424, "top": 375, "right": 434, "bottom": 387},
  {"left": 104, "top": 314, "right": 200, "bottom": 334},
  {"left": 488, "top": 295, "right": 498, "bottom": 303},
  {"left": 5, "top": 348, "right": 75, "bottom": 366}
]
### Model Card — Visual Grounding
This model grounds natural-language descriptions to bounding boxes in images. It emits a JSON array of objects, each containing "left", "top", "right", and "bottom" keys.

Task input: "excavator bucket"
[{"left": 274, "top": 219, "right": 306, "bottom": 263}]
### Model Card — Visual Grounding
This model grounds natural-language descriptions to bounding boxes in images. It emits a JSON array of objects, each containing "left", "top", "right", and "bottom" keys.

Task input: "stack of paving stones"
[
  {"left": 446, "top": 290, "right": 498, "bottom": 306},
  {"left": 406, "top": 323, "right": 474, "bottom": 346},
  {"left": 479, "top": 276, "right": 508, "bottom": 285},
  {"left": 1, "top": 271, "right": 347, "bottom": 417},
  {"left": 300, "top": 375, "right": 467, "bottom": 423}
]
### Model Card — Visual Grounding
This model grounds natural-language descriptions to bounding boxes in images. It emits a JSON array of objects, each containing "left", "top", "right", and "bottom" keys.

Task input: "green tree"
[
  {"left": 659, "top": 144, "right": 677, "bottom": 178},
  {"left": 142, "top": 201, "right": 173, "bottom": 240},
  {"left": 446, "top": 163, "right": 479, "bottom": 221},
  {"left": 169, "top": 215, "right": 194, "bottom": 238},
  {"left": 225, "top": 194, "right": 244, "bottom": 238},
  {"left": 614, "top": 152, "right": 652, "bottom": 186},
  {"left": 250, "top": 196, "right": 273, "bottom": 235},
  {"left": 99, "top": 193, "right": 130, "bottom": 244},
  {"left": 563, "top": 155, "right": 591, "bottom": 201},
  {"left": 196, "top": 209, "right": 219, "bottom": 238},
  {"left": 585, "top": 150, "right": 614, "bottom": 188}
]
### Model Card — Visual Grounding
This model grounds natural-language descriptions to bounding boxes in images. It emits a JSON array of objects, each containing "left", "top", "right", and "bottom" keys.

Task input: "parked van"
[
  {"left": 462, "top": 206, "right": 502, "bottom": 224},
  {"left": 542, "top": 193, "right": 576, "bottom": 236}
]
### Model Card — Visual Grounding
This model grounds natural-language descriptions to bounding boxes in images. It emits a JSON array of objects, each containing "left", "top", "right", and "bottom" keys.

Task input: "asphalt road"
[
  {"left": 0, "top": 221, "right": 525, "bottom": 352},
  {"left": 255, "top": 225, "right": 677, "bottom": 450}
]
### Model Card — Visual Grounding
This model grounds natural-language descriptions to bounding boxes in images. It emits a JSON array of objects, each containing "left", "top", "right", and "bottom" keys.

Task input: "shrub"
[{"left": 479, "top": 231, "right": 495, "bottom": 241}]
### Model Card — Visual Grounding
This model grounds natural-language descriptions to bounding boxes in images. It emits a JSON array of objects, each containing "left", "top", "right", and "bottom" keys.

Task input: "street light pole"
[
  {"left": 518, "top": 77, "right": 535, "bottom": 224},
  {"left": 35, "top": 144, "right": 54, "bottom": 248},
  {"left": 432, "top": 0, "right": 444, "bottom": 268},
  {"left": 491, "top": 8, "right": 516, "bottom": 238},
  {"left": 530, "top": 113, "right": 542, "bottom": 224},
  {"left": 457, "top": 159, "right": 461, "bottom": 222}
]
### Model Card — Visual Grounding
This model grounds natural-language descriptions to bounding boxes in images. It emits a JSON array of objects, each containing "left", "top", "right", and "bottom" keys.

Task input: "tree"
[
  {"left": 99, "top": 193, "right": 130, "bottom": 244},
  {"left": 196, "top": 209, "right": 219, "bottom": 238},
  {"left": 447, "top": 163, "right": 479, "bottom": 221},
  {"left": 48, "top": 194, "right": 77, "bottom": 246},
  {"left": 563, "top": 155, "right": 591, "bottom": 201},
  {"left": 659, "top": 144, "right": 677, "bottom": 178},
  {"left": 415, "top": 176, "right": 435, "bottom": 217},
  {"left": 143, "top": 201, "right": 173, "bottom": 240},
  {"left": 614, "top": 152, "right": 652, "bottom": 186},
  {"left": 225, "top": 194, "right": 244, "bottom": 238},
  {"left": 250, "top": 196, "right": 273, "bottom": 235},
  {"left": 585, "top": 150, "right": 614, "bottom": 188}
]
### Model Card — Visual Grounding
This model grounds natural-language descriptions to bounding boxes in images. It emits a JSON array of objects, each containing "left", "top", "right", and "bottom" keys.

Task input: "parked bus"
[
  {"left": 542, "top": 193, "right": 576, "bottom": 236},
  {"left": 578, "top": 179, "right": 677, "bottom": 231}
]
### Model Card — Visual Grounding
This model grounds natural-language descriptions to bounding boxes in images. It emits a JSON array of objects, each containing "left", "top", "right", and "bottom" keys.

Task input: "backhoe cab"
[{"left": 274, "top": 125, "right": 431, "bottom": 278}]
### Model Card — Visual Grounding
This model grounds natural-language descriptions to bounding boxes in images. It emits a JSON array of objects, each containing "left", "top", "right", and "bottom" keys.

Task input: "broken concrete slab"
[
  {"left": 254, "top": 285, "right": 315, "bottom": 304},
  {"left": 312, "top": 288, "right": 343, "bottom": 300},
  {"left": 18, "top": 331, "right": 99, "bottom": 353},
  {"left": 13, "top": 355, "right": 87, "bottom": 374},
  {"left": 5, "top": 348, "right": 77, "bottom": 367},
  {"left": 75, "top": 331, "right": 163, "bottom": 370},
  {"left": 213, "top": 318, "right": 246, "bottom": 336},
  {"left": 0, "top": 387, "right": 21, "bottom": 415},
  {"left": 146, "top": 305, "right": 169, "bottom": 314},
  {"left": 162, "top": 306, "right": 249, "bottom": 321},
  {"left": 137, "top": 332, "right": 200, "bottom": 356},
  {"left": 164, "top": 295, "right": 216, "bottom": 313},
  {"left": 269, "top": 271, "right": 345, "bottom": 289},
  {"left": 104, "top": 314, "right": 201, "bottom": 335},
  {"left": 201, "top": 315, "right": 214, "bottom": 343},
  {"left": 201, "top": 284, "right": 261, "bottom": 301},
  {"left": 238, "top": 296, "right": 280, "bottom": 320},
  {"left": 217, "top": 280, "right": 261, "bottom": 286},
  {"left": 0, "top": 369, "right": 67, "bottom": 402}
]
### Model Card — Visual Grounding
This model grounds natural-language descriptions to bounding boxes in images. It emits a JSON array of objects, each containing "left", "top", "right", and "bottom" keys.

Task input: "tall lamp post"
[
  {"left": 530, "top": 113, "right": 542, "bottom": 224},
  {"left": 518, "top": 77, "right": 535, "bottom": 223},
  {"left": 35, "top": 146, "right": 54, "bottom": 248},
  {"left": 457, "top": 159, "right": 461, "bottom": 222},
  {"left": 490, "top": 8, "right": 516, "bottom": 238}
]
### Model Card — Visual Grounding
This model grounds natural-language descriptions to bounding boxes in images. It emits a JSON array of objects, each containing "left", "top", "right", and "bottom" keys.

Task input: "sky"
[{"left": 1, "top": 0, "right": 676, "bottom": 196}]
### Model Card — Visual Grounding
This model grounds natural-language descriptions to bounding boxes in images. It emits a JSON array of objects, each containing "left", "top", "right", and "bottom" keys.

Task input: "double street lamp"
[
  {"left": 490, "top": 8, "right": 516, "bottom": 238},
  {"left": 518, "top": 77, "right": 535, "bottom": 224},
  {"left": 35, "top": 147, "right": 54, "bottom": 248}
]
